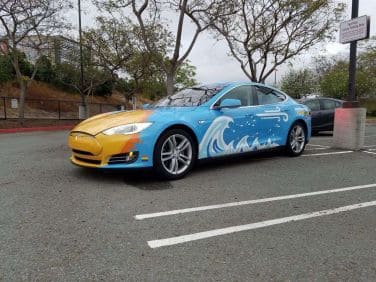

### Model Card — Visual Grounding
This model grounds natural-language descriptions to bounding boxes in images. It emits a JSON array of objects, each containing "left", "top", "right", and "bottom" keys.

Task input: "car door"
[
  {"left": 303, "top": 99, "right": 321, "bottom": 130},
  {"left": 319, "top": 99, "right": 336, "bottom": 130},
  {"left": 199, "top": 85, "right": 255, "bottom": 158},
  {"left": 251, "top": 85, "right": 289, "bottom": 147}
]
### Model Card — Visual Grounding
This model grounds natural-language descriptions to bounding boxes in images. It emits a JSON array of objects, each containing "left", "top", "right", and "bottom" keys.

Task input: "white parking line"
[
  {"left": 147, "top": 200, "right": 376, "bottom": 248},
  {"left": 363, "top": 151, "right": 376, "bottom": 155},
  {"left": 302, "top": 151, "right": 353, "bottom": 157},
  {"left": 363, "top": 145, "right": 376, "bottom": 148},
  {"left": 305, "top": 147, "right": 328, "bottom": 151},
  {"left": 135, "top": 183, "right": 376, "bottom": 220},
  {"left": 365, "top": 135, "right": 376, "bottom": 138},
  {"left": 306, "top": 144, "right": 330, "bottom": 148}
]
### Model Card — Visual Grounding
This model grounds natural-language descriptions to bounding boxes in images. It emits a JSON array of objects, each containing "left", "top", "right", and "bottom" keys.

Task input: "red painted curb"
[{"left": 0, "top": 125, "right": 74, "bottom": 133}]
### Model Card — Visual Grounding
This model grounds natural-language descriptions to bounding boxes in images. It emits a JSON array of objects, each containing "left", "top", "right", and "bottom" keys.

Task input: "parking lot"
[{"left": 1, "top": 126, "right": 376, "bottom": 280}]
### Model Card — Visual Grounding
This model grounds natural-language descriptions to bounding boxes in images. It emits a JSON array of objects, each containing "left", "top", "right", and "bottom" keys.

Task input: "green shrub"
[
  {"left": 360, "top": 99, "right": 376, "bottom": 116},
  {"left": 35, "top": 56, "right": 55, "bottom": 83},
  {"left": 94, "top": 80, "right": 114, "bottom": 97},
  {"left": 0, "top": 54, "right": 13, "bottom": 84}
]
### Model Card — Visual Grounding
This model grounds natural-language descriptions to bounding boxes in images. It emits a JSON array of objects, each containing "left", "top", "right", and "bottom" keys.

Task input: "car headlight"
[{"left": 102, "top": 123, "right": 152, "bottom": 135}]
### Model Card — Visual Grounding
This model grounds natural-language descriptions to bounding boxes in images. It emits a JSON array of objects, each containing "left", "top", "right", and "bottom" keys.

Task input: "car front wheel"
[
  {"left": 286, "top": 122, "right": 306, "bottom": 156},
  {"left": 154, "top": 129, "right": 196, "bottom": 180}
]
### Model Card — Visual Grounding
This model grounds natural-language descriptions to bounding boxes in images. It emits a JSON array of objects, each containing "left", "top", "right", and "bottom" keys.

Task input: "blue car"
[{"left": 68, "top": 82, "right": 311, "bottom": 179}]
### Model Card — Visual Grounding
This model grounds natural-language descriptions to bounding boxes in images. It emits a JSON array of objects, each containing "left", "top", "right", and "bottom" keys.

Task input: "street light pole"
[
  {"left": 78, "top": 0, "right": 86, "bottom": 118},
  {"left": 346, "top": 0, "right": 359, "bottom": 106},
  {"left": 274, "top": 69, "right": 277, "bottom": 86}
]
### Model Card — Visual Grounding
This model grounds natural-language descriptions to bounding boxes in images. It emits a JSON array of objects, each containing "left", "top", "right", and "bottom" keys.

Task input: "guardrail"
[{"left": 0, "top": 97, "right": 122, "bottom": 120}]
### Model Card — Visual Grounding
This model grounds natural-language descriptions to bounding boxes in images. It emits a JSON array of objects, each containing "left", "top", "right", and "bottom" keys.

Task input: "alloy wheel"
[
  {"left": 160, "top": 134, "right": 193, "bottom": 175},
  {"left": 289, "top": 124, "right": 305, "bottom": 154}
]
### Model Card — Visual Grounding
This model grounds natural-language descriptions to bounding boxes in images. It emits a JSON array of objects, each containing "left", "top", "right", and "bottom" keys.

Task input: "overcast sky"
[{"left": 71, "top": 1, "right": 376, "bottom": 85}]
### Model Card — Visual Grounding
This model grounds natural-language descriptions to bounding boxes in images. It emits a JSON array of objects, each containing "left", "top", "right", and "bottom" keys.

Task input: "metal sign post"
[
  {"left": 333, "top": 0, "right": 370, "bottom": 151},
  {"left": 339, "top": 0, "right": 370, "bottom": 107}
]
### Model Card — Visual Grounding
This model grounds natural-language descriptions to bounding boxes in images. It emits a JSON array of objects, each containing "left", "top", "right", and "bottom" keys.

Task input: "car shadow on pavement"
[
  {"left": 72, "top": 149, "right": 286, "bottom": 189},
  {"left": 194, "top": 149, "right": 285, "bottom": 173},
  {"left": 313, "top": 131, "right": 333, "bottom": 137},
  {"left": 73, "top": 167, "right": 174, "bottom": 190}
]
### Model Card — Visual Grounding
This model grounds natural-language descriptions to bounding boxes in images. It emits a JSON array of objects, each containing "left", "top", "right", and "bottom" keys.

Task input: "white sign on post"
[
  {"left": 11, "top": 98, "right": 18, "bottom": 109},
  {"left": 340, "top": 15, "right": 370, "bottom": 44}
]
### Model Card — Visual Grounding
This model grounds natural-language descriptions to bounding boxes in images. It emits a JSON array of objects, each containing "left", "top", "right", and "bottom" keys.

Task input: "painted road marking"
[
  {"left": 363, "top": 145, "right": 376, "bottom": 148},
  {"left": 306, "top": 144, "right": 330, "bottom": 148},
  {"left": 363, "top": 151, "right": 376, "bottom": 155},
  {"left": 305, "top": 147, "right": 328, "bottom": 151},
  {"left": 302, "top": 151, "right": 353, "bottom": 157},
  {"left": 135, "top": 183, "right": 376, "bottom": 220},
  {"left": 147, "top": 200, "right": 376, "bottom": 248},
  {"left": 365, "top": 135, "right": 376, "bottom": 138}
]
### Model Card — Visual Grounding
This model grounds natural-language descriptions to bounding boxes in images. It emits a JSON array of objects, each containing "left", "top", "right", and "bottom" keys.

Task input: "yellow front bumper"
[{"left": 68, "top": 131, "right": 140, "bottom": 167}]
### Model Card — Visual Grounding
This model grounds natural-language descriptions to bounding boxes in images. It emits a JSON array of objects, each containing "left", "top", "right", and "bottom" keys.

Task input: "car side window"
[
  {"left": 215, "top": 85, "right": 254, "bottom": 107},
  {"left": 335, "top": 101, "right": 342, "bottom": 108},
  {"left": 304, "top": 100, "right": 320, "bottom": 111},
  {"left": 253, "top": 86, "right": 285, "bottom": 105},
  {"left": 321, "top": 99, "right": 336, "bottom": 110}
]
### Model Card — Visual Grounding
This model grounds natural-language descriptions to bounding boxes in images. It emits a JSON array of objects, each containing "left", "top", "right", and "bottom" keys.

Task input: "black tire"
[
  {"left": 153, "top": 129, "right": 197, "bottom": 180},
  {"left": 286, "top": 122, "right": 307, "bottom": 157}
]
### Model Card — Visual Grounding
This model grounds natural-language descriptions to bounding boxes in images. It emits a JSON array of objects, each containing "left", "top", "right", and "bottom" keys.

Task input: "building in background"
[{"left": 0, "top": 35, "right": 81, "bottom": 65}]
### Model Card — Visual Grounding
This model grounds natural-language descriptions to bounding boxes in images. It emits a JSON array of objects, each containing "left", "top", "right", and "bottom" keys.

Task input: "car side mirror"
[{"left": 216, "top": 98, "right": 242, "bottom": 109}]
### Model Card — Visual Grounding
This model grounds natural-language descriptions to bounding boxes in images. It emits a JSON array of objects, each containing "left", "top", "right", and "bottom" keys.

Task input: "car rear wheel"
[
  {"left": 286, "top": 122, "right": 306, "bottom": 156},
  {"left": 154, "top": 129, "right": 196, "bottom": 180}
]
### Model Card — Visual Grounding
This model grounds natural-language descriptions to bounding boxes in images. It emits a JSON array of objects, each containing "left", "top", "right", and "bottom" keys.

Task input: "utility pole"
[{"left": 78, "top": 0, "right": 86, "bottom": 118}]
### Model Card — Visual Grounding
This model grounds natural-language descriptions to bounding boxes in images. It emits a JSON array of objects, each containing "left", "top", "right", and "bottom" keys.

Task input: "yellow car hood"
[{"left": 72, "top": 110, "right": 153, "bottom": 135}]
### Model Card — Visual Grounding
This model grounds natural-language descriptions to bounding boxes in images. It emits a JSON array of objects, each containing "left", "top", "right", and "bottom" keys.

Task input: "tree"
[
  {"left": 124, "top": 50, "right": 165, "bottom": 100},
  {"left": 211, "top": 0, "right": 345, "bottom": 83},
  {"left": 280, "top": 68, "right": 318, "bottom": 98},
  {"left": 0, "top": 0, "right": 71, "bottom": 122},
  {"left": 96, "top": 0, "right": 234, "bottom": 95},
  {"left": 35, "top": 55, "right": 55, "bottom": 83},
  {"left": 52, "top": 17, "right": 136, "bottom": 110},
  {"left": 320, "top": 60, "right": 371, "bottom": 99},
  {"left": 0, "top": 53, "right": 15, "bottom": 84},
  {"left": 175, "top": 60, "right": 198, "bottom": 90}
]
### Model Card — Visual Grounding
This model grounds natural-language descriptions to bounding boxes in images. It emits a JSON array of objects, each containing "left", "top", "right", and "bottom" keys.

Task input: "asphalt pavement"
[{"left": 0, "top": 126, "right": 376, "bottom": 281}]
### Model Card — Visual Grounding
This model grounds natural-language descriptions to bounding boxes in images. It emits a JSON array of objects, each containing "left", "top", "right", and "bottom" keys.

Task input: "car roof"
[
  {"left": 300, "top": 97, "right": 344, "bottom": 103},
  {"left": 196, "top": 81, "right": 282, "bottom": 92}
]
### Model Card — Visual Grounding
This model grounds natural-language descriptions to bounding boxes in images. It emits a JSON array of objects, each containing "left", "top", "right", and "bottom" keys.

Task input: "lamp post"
[
  {"left": 274, "top": 69, "right": 278, "bottom": 86},
  {"left": 78, "top": 0, "right": 86, "bottom": 118}
]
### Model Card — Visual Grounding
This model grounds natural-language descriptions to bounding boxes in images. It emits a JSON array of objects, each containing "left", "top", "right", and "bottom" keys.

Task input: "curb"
[{"left": 0, "top": 125, "right": 74, "bottom": 134}]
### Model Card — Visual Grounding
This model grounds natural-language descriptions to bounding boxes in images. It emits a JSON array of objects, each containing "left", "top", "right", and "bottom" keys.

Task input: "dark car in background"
[{"left": 300, "top": 97, "right": 343, "bottom": 134}]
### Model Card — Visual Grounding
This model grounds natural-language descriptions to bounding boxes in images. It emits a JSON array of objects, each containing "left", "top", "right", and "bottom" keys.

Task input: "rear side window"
[
  {"left": 253, "top": 86, "right": 285, "bottom": 105},
  {"left": 304, "top": 100, "right": 320, "bottom": 111},
  {"left": 321, "top": 99, "right": 336, "bottom": 110}
]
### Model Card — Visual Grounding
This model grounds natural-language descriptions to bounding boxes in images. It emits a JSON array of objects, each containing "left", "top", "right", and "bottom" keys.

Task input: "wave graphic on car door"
[
  {"left": 255, "top": 107, "right": 289, "bottom": 122},
  {"left": 198, "top": 116, "right": 279, "bottom": 159}
]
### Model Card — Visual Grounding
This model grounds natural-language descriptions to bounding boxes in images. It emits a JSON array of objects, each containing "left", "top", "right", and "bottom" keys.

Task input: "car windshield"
[{"left": 152, "top": 85, "right": 224, "bottom": 107}]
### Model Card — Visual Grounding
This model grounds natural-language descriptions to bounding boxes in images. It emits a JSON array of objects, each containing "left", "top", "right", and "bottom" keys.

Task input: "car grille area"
[
  {"left": 72, "top": 149, "right": 93, "bottom": 156},
  {"left": 108, "top": 152, "right": 139, "bottom": 165},
  {"left": 74, "top": 156, "right": 101, "bottom": 165}
]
